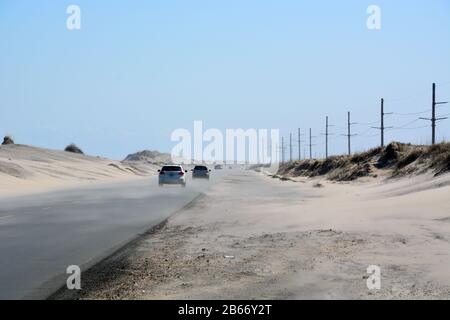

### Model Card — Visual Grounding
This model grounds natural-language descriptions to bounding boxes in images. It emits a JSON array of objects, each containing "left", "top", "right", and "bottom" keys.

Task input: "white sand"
[
  {"left": 0, "top": 144, "right": 158, "bottom": 199},
  {"left": 60, "top": 168, "right": 450, "bottom": 300}
]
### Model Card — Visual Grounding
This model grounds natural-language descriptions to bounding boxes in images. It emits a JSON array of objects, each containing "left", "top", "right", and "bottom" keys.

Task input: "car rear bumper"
[
  {"left": 159, "top": 176, "right": 186, "bottom": 184},
  {"left": 192, "top": 173, "right": 209, "bottom": 178}
]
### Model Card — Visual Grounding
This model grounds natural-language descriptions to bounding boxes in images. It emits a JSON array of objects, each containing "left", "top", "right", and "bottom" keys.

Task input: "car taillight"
[{"left": 178, "top": 171, "right": 184, "bottom": 176}]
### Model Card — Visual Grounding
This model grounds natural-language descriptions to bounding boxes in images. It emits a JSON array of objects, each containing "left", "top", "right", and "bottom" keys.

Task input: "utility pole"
[
  {"left": 320, "top": 116, "right": 334, "bottom": 159},
  {"left": 261, "top": 136, "right": 265, "bottom": 164},
  {"left": 309, "top": 128, "right": 312, "bottom": 159},
  {"left": 289, "top": 133, "right": 293, "bottom": 162},
  {"left": 432, "top": 83, "right": 436, "bottom": 144},
  {"left": 297, "top": 128, "right": 304, "bottom": 161},
  {"left": 326, "top": 117, "right": 329, "bottom": 158},
  {"left": 308, "top": 128, "right": 316, "bottom": 159},
  {"left": 372, "top": 98, "right": 393, "bottom": 147},
  {"left": 347, "top": 112, "right": 351, "bottom": 155},
  {"left": 270, "top": 143, "right": 278, "bottom": 164},
  {"left": 273, "top": 142, "right": 278, "bottom": 164},
  {"left": 420, "top": 83, "right": 448, "bottom": 145},
  {"left": 381, "top": 99, "right": 385, "bottom": 147},
  {"left": 342, "top": 112, "right": 357, "bottom": 155}
]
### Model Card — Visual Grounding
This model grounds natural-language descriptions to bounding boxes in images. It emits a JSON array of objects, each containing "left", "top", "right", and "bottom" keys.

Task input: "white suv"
[{"left": 158, "top": 165, "right": 187, "bottom": 187}]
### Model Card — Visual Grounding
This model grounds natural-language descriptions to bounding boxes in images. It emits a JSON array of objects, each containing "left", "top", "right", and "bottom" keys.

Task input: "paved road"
[{"left": 0, "top": 172, "right": 225, "bottom": 299}]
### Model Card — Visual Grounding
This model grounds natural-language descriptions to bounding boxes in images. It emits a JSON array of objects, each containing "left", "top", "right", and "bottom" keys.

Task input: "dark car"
[{"left": 191, "top": 165, "right": 211, "bottom": 179}]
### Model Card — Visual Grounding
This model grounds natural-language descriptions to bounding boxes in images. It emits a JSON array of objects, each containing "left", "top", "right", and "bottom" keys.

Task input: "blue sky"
[{"left": 1, "top": 0, "right": 450, "bottom": 159}]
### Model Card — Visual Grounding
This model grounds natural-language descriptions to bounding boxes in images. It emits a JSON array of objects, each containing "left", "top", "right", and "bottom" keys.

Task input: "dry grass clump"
[
  {"left": 2, "top": 136, "right": 14, "bottom": 145},
  {"left": 64, "top": 143, "right": 84, "bottom": 154}
]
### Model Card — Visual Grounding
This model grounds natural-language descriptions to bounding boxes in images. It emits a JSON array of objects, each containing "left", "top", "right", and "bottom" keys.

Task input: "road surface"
[
  {"left": 0, "top": 172, "right": 225, "bottom": 299},
  {"left": 53, "top": 169, "right": 450, "bottom": 300}
]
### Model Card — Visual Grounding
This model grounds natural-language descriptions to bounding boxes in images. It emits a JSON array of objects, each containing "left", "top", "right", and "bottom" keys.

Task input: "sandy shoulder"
[{"left": 54, "top": 170, "right": 450, "bottom": 300}]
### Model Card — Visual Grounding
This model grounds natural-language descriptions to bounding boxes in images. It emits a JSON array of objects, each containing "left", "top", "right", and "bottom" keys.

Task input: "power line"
[
  {"left": 356, "top": 120, "right": 381, "bottom": 126},
  {"left": 392, "top": 109, "right": 431, "bottom": 116},
  {"left": 391, "top": 125, "right": 429, "bottom": 131},
  {"left": 391, "top": 118, "right": 421, "bottom": 129},
  {"left": 362, "top": 132, "right": 381, "bottom": 137},
  {"left": 283, "top": 81, "right": 450, "bottom": 158},
  {"left": 357, "top": 127, "right": 377, "bottom": 136}
]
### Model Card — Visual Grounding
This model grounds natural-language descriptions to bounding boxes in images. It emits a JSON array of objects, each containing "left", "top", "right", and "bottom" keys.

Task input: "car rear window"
[
  {"left": 161, "top": 166, "right": 182, "bottom": 172},
  {"left": 194, "top": 166, "right": 208, "bottom": 170}
]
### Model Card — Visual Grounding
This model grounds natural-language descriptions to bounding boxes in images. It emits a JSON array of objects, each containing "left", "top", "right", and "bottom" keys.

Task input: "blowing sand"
[
  {"left": 0, "top": 144, "right": 158, "bottom": 199},
  {"left": 54, "top": 169, "right": 450, "bottom": 300}
]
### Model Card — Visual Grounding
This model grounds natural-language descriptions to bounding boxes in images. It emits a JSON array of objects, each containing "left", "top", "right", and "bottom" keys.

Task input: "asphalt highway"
[{"left": 0, "top": 172, "right": 224, "bottom": 299}]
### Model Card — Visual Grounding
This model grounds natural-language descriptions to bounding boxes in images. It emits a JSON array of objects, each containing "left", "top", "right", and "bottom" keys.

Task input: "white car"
[{"left": 158, "top": 165, "right": 187, "bottom": 187}]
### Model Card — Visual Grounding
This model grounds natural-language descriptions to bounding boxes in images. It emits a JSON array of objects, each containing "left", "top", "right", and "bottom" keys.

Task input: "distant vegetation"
[
  {"left": 64, "top": 143, "right": 84, "bottom": 154},
  {"left": 123, "top": 150, "right": 171, "bottom": 164},
  {"left": 277, "top": 142, "right": 450, "bottom": 181},
  {"left": 2, "top": 136, "right": 14, "bottom": 145}
]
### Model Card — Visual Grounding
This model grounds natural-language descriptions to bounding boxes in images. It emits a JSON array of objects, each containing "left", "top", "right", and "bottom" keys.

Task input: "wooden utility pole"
[
  {"left": 372, "top": 98, "right": 393, "bottom": 147},
  {"left": 347, "top": 112, "right": 351, "bottom": 155},
  {"left": 420, "top": 83, "right": 448, "bottom": 145},
  {"left": 309, "top": 128, "right": 312, "bottom": 159},
  {"left": 326, "top": 116, "right": 329, "bottom": 158},
  {"left": 321, "top": 116, "right": 334, "bottom": 159},
  {"left": 432, "top": 83, "right": 436, "bottom": 144},
  {"left": 297, "top": 128, "right": 304, "bottom": 161},
  {"left": 381, "top": 99, "right": 384, "bottom": 146},
  {"left": 289, "top": 133, "right": 292, "bottom": 162},
  {"left": 261, "top": 136, "right": 265, "bottom": 164},
  {"left": 432, "top": 83, "right": 437, "bottom": 145},
  {"left": 307, "top": 128, "right": 316, "bottom": 159},
  {"left": 342, "top": 112, "right": 357, "bottom": 155}
]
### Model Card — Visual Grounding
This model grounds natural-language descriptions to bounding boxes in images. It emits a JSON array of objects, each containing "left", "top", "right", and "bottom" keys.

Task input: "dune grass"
[
  {"left": 278, "top": 142, "right": 450, "bottom": 181},
  {"left": 2, "top": 136, "right": 14, "bottom": 145},
  {"left": 64, "top": 143, "right": 84, "bottom": 155}
]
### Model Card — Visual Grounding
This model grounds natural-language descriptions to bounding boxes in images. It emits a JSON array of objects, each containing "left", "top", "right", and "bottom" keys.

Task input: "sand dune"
[
  {"left": 0, "top": 144, "right": 160, "bottom": 198},
  {"left": 277, "top": 142, "right": 450, "bottom": 181}
]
